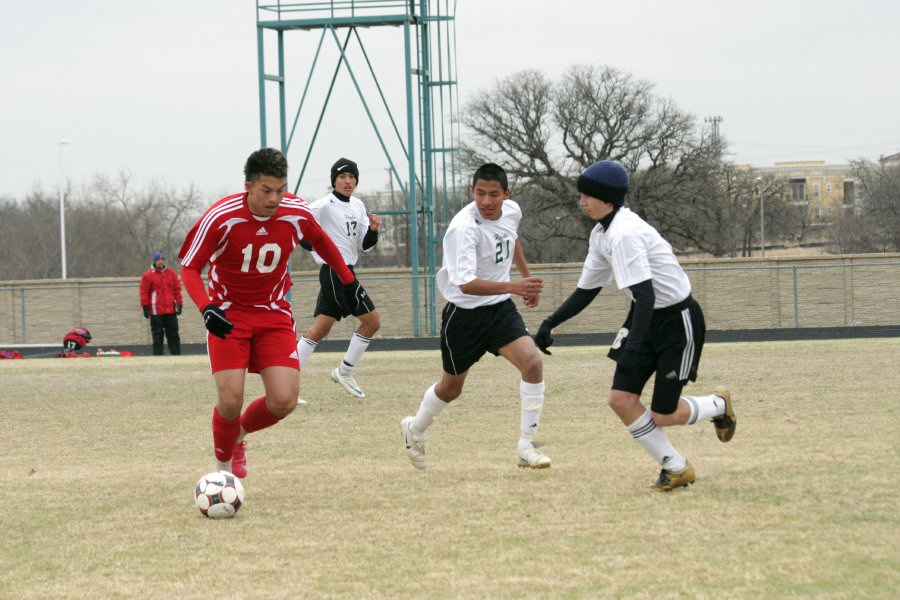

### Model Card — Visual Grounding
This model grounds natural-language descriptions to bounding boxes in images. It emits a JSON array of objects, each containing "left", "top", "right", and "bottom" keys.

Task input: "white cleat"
[
  {"left": 517, "top": 442, "right": 551, "bottom": 469},
  {"left": 401, "top": 416, "right": 427, "bottom": 470},
  {"left": 296, "top": 397, "right": 308, "bottom": 407},
  {"left": 331, "top": 367, "right": 366, "bottom": 398}
]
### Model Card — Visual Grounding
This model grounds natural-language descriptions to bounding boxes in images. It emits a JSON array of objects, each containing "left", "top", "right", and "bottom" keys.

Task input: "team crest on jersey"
[{"left": 256, "top": 227, "right": 269, "bottom": 236}]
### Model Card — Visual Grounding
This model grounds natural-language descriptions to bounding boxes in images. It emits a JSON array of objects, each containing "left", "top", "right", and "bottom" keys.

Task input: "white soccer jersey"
[
  {"left": 577, "top": 207, "right": 691, "bottom": 308},
  {"left": 307, "top": 192, "right": 372, "bottom": 266},
  {"left": 438, "top": 199, "right": 521, "bottom": 309}
]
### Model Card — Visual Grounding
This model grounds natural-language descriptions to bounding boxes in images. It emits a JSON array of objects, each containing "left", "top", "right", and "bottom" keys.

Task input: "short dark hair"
[
  {"left": 471, "top": 163, "right": 508, "bottom": 191},
  {"left": 244, "top": 148, "right": 288, "bottom": 183}
]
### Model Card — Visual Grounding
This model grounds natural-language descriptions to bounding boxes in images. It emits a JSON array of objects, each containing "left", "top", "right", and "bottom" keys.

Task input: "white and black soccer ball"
[{"left": 194, "top": 471, "right": 245, "bottom": 519}]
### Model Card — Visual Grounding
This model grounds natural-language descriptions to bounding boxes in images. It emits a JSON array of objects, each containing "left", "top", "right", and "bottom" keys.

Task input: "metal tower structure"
[{"left": 255, "top": 1, "right": 463, "bottom": 336}]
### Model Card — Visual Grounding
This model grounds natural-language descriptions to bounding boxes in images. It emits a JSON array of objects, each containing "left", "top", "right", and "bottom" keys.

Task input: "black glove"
[
  {"left": 343, "top": 279, "right": 365, "bottom": 308},
  {"left": 142, "top": 306, "right": 150, "bottom": 319},
  {"left": 202, "top": 304, "right": 233, "bottom": 339},
  {"left": 175, "top": 304, "right": 182, "bottom": 316},
  {"left": 534, "top": 320, "right": 554, "bottom": 355},
  {"left": 616, "top": 349, "right": 639, "bottom": 375}
]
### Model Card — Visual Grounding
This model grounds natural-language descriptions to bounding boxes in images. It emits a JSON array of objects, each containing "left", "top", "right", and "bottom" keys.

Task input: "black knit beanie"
[
  {"left": 330, "top": 158, "right": 359, "bottom": 186},
  {"left": 576, "top": 160, "right": 629, "bottom": 207}
]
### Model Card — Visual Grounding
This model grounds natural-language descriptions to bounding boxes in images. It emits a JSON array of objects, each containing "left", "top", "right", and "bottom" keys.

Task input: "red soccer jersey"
[{"left": 179, "top": 192, "right": 328, "bottom": 312}]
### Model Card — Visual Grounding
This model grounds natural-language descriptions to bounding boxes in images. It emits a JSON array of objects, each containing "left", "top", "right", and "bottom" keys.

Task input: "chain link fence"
[{"left": 2, "top": 256, "right": 899, "bottom": 349}]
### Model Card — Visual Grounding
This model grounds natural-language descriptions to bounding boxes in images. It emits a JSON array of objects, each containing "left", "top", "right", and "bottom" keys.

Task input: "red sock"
[
  {"left": 240, "top": 396, "right": 281, "bottom": 434},
  {"left": 212, "top": 407, "right": 241, "bottom": 462}
]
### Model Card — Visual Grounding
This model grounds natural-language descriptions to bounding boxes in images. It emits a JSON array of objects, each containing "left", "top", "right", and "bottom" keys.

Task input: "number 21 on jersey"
[
  {"left": 240, "top": 243, "right": 281, "bottom": 273},
  {"left": 495, "top": 239, "right": 510, "bottom": 264}
]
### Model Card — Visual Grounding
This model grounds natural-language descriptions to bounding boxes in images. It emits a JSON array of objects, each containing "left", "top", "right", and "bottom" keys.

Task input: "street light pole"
[
  {"left": 757, "top": 176, "right": 765, "bottom": 258},
  {"left": 58, "top": 139, "right": 70, "bottom": 279}
]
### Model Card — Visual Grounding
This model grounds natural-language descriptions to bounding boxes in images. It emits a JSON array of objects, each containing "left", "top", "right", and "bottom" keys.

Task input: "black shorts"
[
  {"left": 313, "top": 264, "right": 376, "bottom": 320},
  {"left": 440, "top": 299, "right": 529, "bottom": 376},
  {"left": 610, "top": 296, "right": 706, "bottom": 415}
]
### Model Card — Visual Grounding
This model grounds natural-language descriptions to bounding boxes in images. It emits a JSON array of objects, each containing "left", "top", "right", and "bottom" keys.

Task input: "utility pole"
[
  {"left": 58, "top": 139, "right": 71, "bottom": 279},
  {"left": 385, "top": 167, "right": 395, "bottom": 204},
  {"left": 705, "top": 115, "right": 723, "bottom": 144}
]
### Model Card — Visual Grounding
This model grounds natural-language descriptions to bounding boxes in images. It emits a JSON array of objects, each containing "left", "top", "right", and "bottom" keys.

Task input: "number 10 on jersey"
[{"left": 240, "top": 243, "right": 281, "bottom": 273}]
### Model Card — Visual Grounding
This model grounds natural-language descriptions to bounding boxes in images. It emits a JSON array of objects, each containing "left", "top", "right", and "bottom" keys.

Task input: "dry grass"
[{"left": 2, "top": 339, "right": 899, "bottom": 599}]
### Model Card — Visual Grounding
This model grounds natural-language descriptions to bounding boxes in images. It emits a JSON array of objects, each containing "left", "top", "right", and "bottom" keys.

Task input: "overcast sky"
[{"left": 1, "top": 0, "right": 898, "bottom": 202}]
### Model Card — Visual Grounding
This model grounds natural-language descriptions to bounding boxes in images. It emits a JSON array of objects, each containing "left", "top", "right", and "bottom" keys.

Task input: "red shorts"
[{"left": 207, "top": 306, "right": 299, "bottom": 374}]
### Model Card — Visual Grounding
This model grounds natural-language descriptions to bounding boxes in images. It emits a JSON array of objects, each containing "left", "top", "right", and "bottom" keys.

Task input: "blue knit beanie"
[
  {"left": 153, "top": 252, "right": 166, "bottom": 262},
  {"left": 577, "top": 160, "right": 629, "bottom": 207}
]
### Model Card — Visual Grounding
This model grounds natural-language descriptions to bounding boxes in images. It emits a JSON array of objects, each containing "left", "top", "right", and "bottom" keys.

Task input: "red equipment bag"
[{"left": 62, "top": 327, "right": 92, "bottom": 351}]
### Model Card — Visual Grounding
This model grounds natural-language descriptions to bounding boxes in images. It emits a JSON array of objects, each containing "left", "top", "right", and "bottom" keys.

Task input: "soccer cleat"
[
  {"left": 231, "top": 441, "right": 248, "bottom": 479},
  {"left": 517, "top": 442, "right": 551, "bottom": 469},
  {"left": 647, "top": 461, "right": 695, "bottom": 492},
  {"left": 400, "top": 416, "right": 427, "bottom": 470},
  {"left": 331, "top": 367, "right": 366, "bottom": 398},
  {"left": 297, "top": 397, "right": 308, "bottom": 407},
  {"left": 712, "top": 387, "right": 736, "bottom": 442}
]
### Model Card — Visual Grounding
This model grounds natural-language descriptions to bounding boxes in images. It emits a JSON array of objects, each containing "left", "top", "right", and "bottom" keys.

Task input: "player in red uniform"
[{"left": 179, "top": 148, "right": 357, "bottom": 478}]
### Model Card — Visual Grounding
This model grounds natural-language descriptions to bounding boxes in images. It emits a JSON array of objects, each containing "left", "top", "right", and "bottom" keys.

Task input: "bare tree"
[
  {"left": 555, "top": 65, "right": 695, "bottom": 171},
  {"left": 0, "top": 174, "right": 205, "bottom": 280},
  {"left": 0, "top": 188, "right": 64, "bottom": 279},
  {"left": 628, "top": 131, "right": 733, "bottom": 256},
  {"left": 828, "top": 211, "right": 880, "bottom": 253},
  {"left": 461, "top": 69, "right": 560, "bottom": 185},
  {"left": 697, "top": 168, "right": 791, "bottom": 258},
  {"left": 461, "top": 64, "right": 737, "bottom": 260},
  {"left": 829, "top": 159, "right": 900, "bottom": 252},
  {"left": 90, "top": 172, "right": 203, "bottom": 274}
]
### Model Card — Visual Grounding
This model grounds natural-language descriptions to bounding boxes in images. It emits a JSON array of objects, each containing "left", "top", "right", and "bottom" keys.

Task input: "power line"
[{"left": 726, "top": 122, "right": 900, "bottom": 134}]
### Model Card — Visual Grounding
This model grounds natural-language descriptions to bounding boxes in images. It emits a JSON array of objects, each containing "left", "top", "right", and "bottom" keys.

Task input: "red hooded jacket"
[{"left": 140, "top": 266, "right": 183, "bottom": 316}]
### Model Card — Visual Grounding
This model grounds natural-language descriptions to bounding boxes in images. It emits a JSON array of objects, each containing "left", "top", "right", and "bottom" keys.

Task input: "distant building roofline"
[{"left": 773, "top": 160, "right": 827, "bottom": 167}]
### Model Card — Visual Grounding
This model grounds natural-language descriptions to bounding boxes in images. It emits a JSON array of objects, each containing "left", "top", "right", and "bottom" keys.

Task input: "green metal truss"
[{"left": 255, "top": 1, "right": 464, "bottom": 336}]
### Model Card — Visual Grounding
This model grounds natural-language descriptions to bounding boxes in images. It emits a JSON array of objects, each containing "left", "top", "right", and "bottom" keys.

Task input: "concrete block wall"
[{"left": 1, "top": 255, "right": 898, "bottom": 346}]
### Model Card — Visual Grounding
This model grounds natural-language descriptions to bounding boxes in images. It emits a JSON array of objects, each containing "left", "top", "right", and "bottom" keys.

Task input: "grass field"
[{"left": 2, "top": 339, "right": 899, "bottom": 599}]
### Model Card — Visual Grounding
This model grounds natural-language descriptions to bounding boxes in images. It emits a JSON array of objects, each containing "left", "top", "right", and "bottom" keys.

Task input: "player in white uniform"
[
  {"left": 401, "top": 163, "right": 550, "bottom": 470},
  {"left": 296, "top": 158, "right": 381, "bottom": 399},
  {"left": 534, "top": 160, "right": 736, "bottom": 491}
]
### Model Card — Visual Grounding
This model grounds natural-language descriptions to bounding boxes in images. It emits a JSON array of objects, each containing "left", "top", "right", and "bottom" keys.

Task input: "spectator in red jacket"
[{"left": 140, "top": 252, "right": 183, "bottom": 355}]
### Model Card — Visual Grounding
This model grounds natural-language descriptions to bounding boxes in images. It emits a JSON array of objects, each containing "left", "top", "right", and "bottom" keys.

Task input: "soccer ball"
[{"left": 194, "top": 471, "right": 245, "bottom": 519}]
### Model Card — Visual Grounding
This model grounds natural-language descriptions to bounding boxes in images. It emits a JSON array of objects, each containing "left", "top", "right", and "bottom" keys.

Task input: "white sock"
[
  {"left": 339, "top": 332, "right": 371, "bottom": 375},
  {"left": 297, "top": 336, "right": 317, "bottom": 369},
  {"left": 626, "top": 410, "right": 686, "bottom": 472},
  {"left": 683, "top": 393, "right": 726, "bottom": 425},
  {"left": 518, "top": 380, "right": 545, "bottom": 449},
  {"left": 412, "top": 384, "right": 447, "bottom": 435}
]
